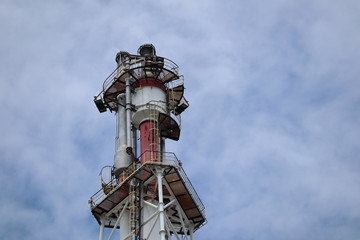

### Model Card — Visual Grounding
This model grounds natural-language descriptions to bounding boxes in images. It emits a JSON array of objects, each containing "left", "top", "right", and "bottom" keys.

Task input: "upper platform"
[{"left": 96, "top": 53, "right": 183, "bottom": 112}]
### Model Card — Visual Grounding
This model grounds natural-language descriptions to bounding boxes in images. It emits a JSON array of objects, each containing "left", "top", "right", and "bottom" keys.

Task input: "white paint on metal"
[
  {"left": 114, "top": 94, "right": 132, "bottom": 174},
  {"left": 125, "top": 78, "right": 132, "bottom": 148},
  {"left": 189, "top": 225, "right": 195, "bottom": 240},
  {"left": 95, "top": 165, "right": 199, "bottom": 240},
  {"left": 142, "top": 201, "right": 160, "bottom": 240},
  {"left": 156, "top": 169, "right": 166, "bottom": 240},
  {"left": 92, "top": 46, "right": 206, "bottom": 240},
  {"left": 140, "top": 206, "right": 158, "bottom": 227},
  {"left": 163, "top": 180, "right": 193, "bottom": 226},
  {"left": 116, "top": 94, "right": 126, "bottom": 149},
  {"left": 131, "top": 86, "right": 166, "bottom": 127},
  {"left": 145, "top": 214, "right": 160, "bottom": 240},
  {"left": 176, "top": 204, "right": 189, "bottom": 240},
  {"left": 164, "top": 199, "right": 176, "bottom": 209},
  {"left": 132, "top": 128, "right": 137, "bottom": 156},
  {"left": 119, "top": 210, "right": 130, "bottom": 240},
  {"left": 107, "top": 208, "right": 124, "bottom": 240},
  {"left": 99, "top": 217, "right": 105, "bottom": 240},
  {"left": 106, "top": 199, "right": 129, "bottom": 218},
  {"left": 143, "top": 200, "right": 157, "bottom": 209},
  {"left": 114, "top": 146, "right": 131, "bottom": 176},
  {"left": 164, "top": 214, "right": 181, "bottom": 240}
]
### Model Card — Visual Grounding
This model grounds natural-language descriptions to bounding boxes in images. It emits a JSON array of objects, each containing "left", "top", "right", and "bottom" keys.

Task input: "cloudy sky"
[{"left": 1, "top": 0, "right": 360, "bottom": 239}]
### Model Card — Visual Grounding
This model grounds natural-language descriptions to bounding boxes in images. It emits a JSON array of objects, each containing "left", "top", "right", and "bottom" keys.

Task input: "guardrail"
[
  {"left": 165, "top": 75, "right": 184, "bottom": 89},
  {"left": 101, "top": 56, "right": 180, "bottom": 95},
  {"left": 172, "top": 156, "right": 206, "bottom": 218},
  {"left": 89, "top": 151, "right": 205, "bottom": 218}
]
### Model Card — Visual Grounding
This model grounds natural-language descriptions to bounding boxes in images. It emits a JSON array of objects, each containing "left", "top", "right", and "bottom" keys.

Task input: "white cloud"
[{"left": 1, "top": 0, "right": 360, "bottom": 239}]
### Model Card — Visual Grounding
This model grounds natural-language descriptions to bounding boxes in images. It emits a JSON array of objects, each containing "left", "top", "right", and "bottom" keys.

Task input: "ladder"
[
  {"left": 128, "top": 181, "right": 139, "bottom": 239},
  {"left": 148, "top": 103, "right": 160, "bottom": 162}
]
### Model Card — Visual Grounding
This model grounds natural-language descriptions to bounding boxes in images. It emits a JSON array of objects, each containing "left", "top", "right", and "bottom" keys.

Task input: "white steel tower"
[{"left": 89, "top": 44, "right": 206, "bottom": 240}]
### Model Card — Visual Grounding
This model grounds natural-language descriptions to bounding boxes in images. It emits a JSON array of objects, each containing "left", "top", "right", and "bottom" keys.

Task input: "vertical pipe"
[
  {"left": 139, "top": 120, "right": 159, "bottom": 164},
  {"left": 160, "top": 137, "right": 165, "bottom": 162},
  {"left": 138, "top": 182, "right": 143, "bottom": 240},
  {"left": 99, "top": 218, "right": 105, "bottom": 240},
  {"left": 114, "top": 93, "right": 132, "bottom": 177},
  {"left": 189, "top": 226, "right": 194, "bottom": 240},
  {"left": 116, "top": 94, "right": 126, "bottom": 149},
  {"left": 132, "top": 127, "right": 137, "bottom": 157},
  {"left": 125, "top": 78, "right": 132, "bottom": 148},
  {"left": 157, "top": 169, "right": 166, "bottom": 240}
]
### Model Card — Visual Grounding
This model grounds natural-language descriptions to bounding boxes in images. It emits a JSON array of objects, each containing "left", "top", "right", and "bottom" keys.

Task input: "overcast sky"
[{"left": 1, "top": 0, "right": 360, "bottom": 239}]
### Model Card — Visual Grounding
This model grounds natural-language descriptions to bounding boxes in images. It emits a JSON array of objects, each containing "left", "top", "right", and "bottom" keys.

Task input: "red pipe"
[
  {"left": 139, "top": 120, "right": 159, "bottom": 164},
  {"left": 135, "top": 78, "right": 165, "bottom": 164}
]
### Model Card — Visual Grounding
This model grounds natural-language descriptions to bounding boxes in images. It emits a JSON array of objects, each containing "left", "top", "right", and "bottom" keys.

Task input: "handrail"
[
  {"left": 165, "top": 75, "right": 184, "bottom": 89},
  {"left": 89, "top": 151, "right": 205, "bottom": 218},
  {"left": 99, "top": 165, "right": 113, "bottom": 186},
  {"left": 134, "top": 102, "right": 181, "bottom": 130},
  {"left": 101, "top": 56, "right": 180, "bottom": 95}
]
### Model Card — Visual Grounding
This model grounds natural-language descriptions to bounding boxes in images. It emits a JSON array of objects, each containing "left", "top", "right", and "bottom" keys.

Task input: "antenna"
[{"left": 89, "top": 45, "right": 206, "bottom": 240}]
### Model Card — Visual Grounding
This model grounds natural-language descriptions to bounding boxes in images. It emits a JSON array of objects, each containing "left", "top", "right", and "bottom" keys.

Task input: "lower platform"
[{"left": 89, "top": 152, "right": 206, "bottom": 232}]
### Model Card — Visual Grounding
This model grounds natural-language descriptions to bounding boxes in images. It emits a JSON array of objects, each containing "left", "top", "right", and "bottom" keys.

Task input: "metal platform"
[
  {"left": 158, "top": 113, "right": 181, "bottom": 141},
  {"left": 99, "top": 56, "right": 181, "bottom": 110},
  {"left": 89, "top": 152, "right": 206, "bottom": 232}
]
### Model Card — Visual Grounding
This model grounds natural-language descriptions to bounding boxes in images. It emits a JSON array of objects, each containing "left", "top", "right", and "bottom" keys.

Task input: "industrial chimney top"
[
  {"left": 90, "top": 45, "right": 206, "bottom": 240},
  {"left": 137, "top": 43, "right": 156, "bottom": 57}
]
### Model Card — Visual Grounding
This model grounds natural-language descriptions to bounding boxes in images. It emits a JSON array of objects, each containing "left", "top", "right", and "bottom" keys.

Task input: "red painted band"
[
  {"left": 133, "top": 78, "right": 166, "bottom": 91},
  {"left": 139, "top": 120, "right": 159, "bottom": 164}
]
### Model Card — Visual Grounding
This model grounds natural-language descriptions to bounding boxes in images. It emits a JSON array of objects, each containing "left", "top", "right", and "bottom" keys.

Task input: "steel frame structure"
[
  {"left": 99, "top": 167, "right": 194, "bottom": 240},
  {"left": 90, "top": 155, "right": 206, "bottom": 240},
  {"left": 90, "top": 45, "right": 206, "bottom": 240}
]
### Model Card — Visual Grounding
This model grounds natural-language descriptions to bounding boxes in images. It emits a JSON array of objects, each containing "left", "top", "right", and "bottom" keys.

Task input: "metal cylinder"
[
  {"left": 157, "top": 170, "right": 166, "bottom": 240},
  {"left": 114, "top": 94, "right": 132, "bottom": 177},
  {"left": 132, "top": 79, "right": 166, "bottom": 164},
  {"left": 139, "top": 120, "right": 159, "bottom": 164},
  {"left": 131, "top": 80, "right": 167, "bottom": 128},
  {"left": 125, "top": 78, "right": 132, "bottom": 148},
  {"left": 116, "top": 94, "right": 126, "bottom": 149}
]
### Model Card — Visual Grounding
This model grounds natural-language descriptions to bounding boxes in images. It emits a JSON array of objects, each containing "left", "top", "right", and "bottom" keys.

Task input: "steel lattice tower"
[{"left": 89, "top": 44, "right": 206, "bottom": 240}]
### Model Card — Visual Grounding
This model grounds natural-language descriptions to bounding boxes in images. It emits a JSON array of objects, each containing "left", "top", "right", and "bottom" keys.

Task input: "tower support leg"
[
  {"left": 99, "top": 217, "right": 105, "bottom": 240},
  {"left": 189, "top": 225, "right": 194, "bottom": 240},
  {"left": 156, "top": 169, "right": 166, "bottom": 240}
]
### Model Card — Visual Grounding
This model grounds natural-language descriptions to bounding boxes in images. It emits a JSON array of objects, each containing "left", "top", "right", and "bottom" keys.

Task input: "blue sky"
[{"left": 1, "top": 0, "right": 360, "bottom": 239}]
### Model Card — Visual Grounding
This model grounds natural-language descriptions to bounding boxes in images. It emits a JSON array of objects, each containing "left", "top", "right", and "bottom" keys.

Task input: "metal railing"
[
  {"left": 99, "top": 165, "right": 113, "bottom": 186},
  {"left": 170, "top": 111, "right": 182, "bottom": 129},
  {"left": 89, "top": 151, "right": 205, "bottom": 218},
  {"left": 101, "top": 56, "right": 180, "bottom": 95},
  {"left": 165, "top": 75, "right": 184, "bottom": 90}
]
